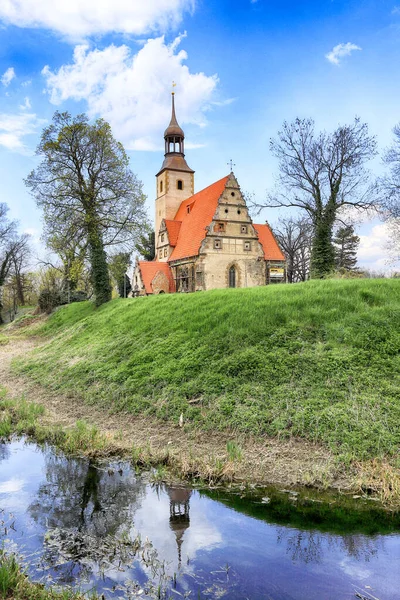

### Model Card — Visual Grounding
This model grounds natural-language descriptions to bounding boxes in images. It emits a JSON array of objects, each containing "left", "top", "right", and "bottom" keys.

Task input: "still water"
[{"left": 0, "top": 438, "right": 399, "bottom": 600}]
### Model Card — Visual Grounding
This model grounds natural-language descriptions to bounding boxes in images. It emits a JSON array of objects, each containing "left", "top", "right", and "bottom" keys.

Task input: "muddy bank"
[{"left": 0, "top": 334, "right": 398, "bottom": 507}]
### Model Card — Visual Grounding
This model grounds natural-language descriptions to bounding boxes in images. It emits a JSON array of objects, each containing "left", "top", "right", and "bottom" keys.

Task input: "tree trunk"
[
  {"left": 86, "top": 219, "right": 111, "bottom": 307},
  {"left": 310, "top": 205, "right": 336, "bottom": 278},
  {"left": 15, "top": 272, "right": 25, "bottom": 305}
]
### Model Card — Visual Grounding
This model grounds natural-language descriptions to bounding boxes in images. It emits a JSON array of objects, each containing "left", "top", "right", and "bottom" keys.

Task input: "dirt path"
[{"left": 0, "top": 335, "right": 350, "bottom": 491}]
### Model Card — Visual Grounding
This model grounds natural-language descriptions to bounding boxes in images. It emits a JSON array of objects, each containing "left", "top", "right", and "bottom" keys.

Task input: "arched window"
[
  {"left": 229, "top": 266, "right": 236, "bottom": 288},
  {"left": 177, "top": 179, "right": 183, "bottom": 190},
  {"left": 160, "top": 180, "right": 163, "bottom": 193}
]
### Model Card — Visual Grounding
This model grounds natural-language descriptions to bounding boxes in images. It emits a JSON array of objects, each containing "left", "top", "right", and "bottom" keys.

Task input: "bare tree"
[
  {"left": 379, "top": 124, "right": 400, "bottom": 263},
  {"left": 10, "top": 233, "right": 31, "bottom": 305},
  {"left": 273, "top": 216, "right": 312, "bottom": 282},
  {"left": 0, "top": 203, "right": 28, "bottom": 323},
  {"left": 253, "top": 118, "right": 378, "bottom": 277}
]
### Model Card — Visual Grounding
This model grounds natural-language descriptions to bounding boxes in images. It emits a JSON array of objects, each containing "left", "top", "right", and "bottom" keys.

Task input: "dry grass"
[{"left": 356, "top": 459, "right": 400, "bottom": 506}]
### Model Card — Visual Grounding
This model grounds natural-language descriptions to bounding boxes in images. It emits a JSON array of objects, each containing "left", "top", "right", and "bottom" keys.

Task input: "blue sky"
[{"left": 1, "top": 0, "right": 399, "bottom": 271}]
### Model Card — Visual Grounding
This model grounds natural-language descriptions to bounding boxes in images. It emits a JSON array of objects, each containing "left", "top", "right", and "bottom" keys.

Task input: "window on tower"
[
  {"left": 160, "top": 180, "right": 163, "bottom": 193},
  {"left": 177, "top": 180, "right": 183, "bottom": 190}
]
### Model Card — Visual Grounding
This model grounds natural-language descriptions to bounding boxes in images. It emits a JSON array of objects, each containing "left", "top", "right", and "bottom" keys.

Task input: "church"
[{"left": 132, "top": 94, "right": 286, "bottom": 295}]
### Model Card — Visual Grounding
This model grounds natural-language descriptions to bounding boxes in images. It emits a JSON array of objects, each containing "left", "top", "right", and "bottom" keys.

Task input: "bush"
[
  {"left": 60, "top": 290, "right": 87, "bottom": 304},
  {"left": 38, "top": 289, "right": 87, "bottom": 314},
  {"left": 38, "top": 289, "right": 62, "bottom": 313}
]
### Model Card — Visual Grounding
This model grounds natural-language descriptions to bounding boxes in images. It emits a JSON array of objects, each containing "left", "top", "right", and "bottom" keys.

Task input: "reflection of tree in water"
[
  {"left": 339, "top": 535, "right": 380, "bottom": 562},
  {"left": 28, "top": 451, "right": 145, "bottom": 584},
  {"left": 277, "top": 530, "right": 323, "bottom": 564},
  {"left": 277, "top": 528, "right": 382, "bottom": 565},
  {"left": 0, "top": 443, "right": 10, "bottom": 463}
]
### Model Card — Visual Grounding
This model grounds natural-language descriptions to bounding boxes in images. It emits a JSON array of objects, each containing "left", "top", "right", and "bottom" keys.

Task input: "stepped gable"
[
  {"left": 138, "top": 261, "right": 175, "bottom": 294},
  {"left": 164, "top": 219, "right": 181, "bottom": 247},
  {"left": 253, "top": 223, "right": 285, "bottom": 261},
  {"left": 169, "top": 175, "right": 230, "bottom": 261}
]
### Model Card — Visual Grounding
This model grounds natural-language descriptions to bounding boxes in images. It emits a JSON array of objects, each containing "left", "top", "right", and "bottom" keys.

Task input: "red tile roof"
[
  {"left": 164, "top": 220, "right": 181, "bottom": 247},
  {"left": 138, "top": 261, "right": 175, "bottom": 294},
  {"left": 170, "top": 175, "right": 229, "bottom": 261},
  {"left": 254, "top": 224, "right": 285, "bottom": 261}
]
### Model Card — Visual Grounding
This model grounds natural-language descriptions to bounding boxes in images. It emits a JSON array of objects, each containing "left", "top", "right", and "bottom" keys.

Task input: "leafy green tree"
[
  {"left": 253, "top": 118, "right": 377, "bottom": 277},
  {"left": 135, "top": 229, "right": 155, "bottom": 261},
  {"left": 108, "top": 252, "right": 132, "bottom": 297},
  {"left": 333, "top": 225, "right": 360, "bottom": 270},
  {"left": 25, "top": 112, "right": 147, "bottom": 307}
]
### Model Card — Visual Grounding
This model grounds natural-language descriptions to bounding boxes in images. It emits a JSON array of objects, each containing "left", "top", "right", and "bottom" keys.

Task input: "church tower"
[{"left": 155, "top": 93, "right": 195, "bottom": 242}]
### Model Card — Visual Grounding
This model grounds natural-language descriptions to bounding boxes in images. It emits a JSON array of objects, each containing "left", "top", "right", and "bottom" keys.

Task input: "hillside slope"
[{"left": 14, "top": 279, "right": 400, "bottom": 462}]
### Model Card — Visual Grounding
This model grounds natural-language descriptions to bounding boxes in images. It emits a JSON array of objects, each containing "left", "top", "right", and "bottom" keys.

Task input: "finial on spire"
[
  {"left": 227, "top": 159, "right": 236, "bottom": 172},
  {"left": 172, "top": 80, "right": 176, "bottom": 95}
]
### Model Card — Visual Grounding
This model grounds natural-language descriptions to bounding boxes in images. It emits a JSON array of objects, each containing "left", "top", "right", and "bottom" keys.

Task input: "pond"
[{"left": 1, "top": 438, "right": 399, "bottom": 599}]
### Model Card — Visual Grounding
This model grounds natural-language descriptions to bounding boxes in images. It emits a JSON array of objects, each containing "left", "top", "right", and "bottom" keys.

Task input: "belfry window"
[
  {"left": 229, "top": 266, "right": 236, "bottom": 288},
  {"left": 177, "top": 179, "right": 183, "bottom": 190},
  {"left": 160, "top": 180, "right": 163, "bottom": 193}
]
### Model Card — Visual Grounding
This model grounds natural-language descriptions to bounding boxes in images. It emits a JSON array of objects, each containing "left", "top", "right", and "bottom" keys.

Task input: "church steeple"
[
  {"left": 164, "top": 92, "right": 185, "bottom": 154},
  {"left": 157, "top": 93, "right": 194, "bottom": 176},
  {"left": 155, "top": 91, "right": 195, "bottom": 249}
]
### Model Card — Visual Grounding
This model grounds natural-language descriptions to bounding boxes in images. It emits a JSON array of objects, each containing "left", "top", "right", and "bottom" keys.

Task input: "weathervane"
[
  {"left": 227, "top": 159, "right": 236, "bottom": 172},
  {"left": 172, "top": 81, "right": 176, "bottom": 95}
]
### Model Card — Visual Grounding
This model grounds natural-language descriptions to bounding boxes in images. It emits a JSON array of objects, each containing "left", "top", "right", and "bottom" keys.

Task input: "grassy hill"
[{"left": 14, "top": 279, "right": 400, "bottom": 464}]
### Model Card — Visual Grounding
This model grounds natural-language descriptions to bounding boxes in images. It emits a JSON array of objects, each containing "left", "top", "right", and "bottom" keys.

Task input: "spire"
[
  {"left": 164, "top": 92, "right": 185, "bottom": 139},
  {"left": 157, "top": 89, "right": 194, "bottom": 175}
]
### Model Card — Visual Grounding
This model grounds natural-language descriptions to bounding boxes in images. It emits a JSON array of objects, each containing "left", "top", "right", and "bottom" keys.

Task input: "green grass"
[
  {"left": 13, "top": 279, "right": 400, "bottom": 462},
  {"left": 0, "top": 388, "right": 109, "bottom": 457},
  {"left": 0, "top": 550, "right": 98, "bottom": 599}
]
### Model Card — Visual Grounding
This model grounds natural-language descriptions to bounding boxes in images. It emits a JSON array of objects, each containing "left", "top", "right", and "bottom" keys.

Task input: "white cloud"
[
  {"left": 0, "top": 112, "right": 46, "bottom": 153},
  {"left": 42, "top": 35, "right": 218, "bottom": 151},
  {"left": 325, "top": 42, "right": 361, "bottom": 65},
  {"left": 0, "top": 0, "right": 195, "bottom": 39},
  {"left": 19, "top": 96, "right": 31, "bottom": 110},
  {"left": 1, "top": 67, "right": 15, "bottom": 86},
  {"left": 0, "top": 478, "right": 24, "bottom": 494},
  {"left": 392, "top": 6, "right": 400, "bottom": 15},
  {"left": 357, "top": 222, "right": 398, "bottom": 272}
]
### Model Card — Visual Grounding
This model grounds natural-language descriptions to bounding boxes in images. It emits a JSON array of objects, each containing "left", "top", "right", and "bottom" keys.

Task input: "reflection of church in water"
[{"left": 166, "top": 485, "right": 192, "bottom": 566}]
